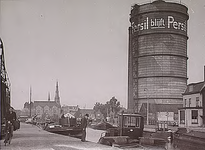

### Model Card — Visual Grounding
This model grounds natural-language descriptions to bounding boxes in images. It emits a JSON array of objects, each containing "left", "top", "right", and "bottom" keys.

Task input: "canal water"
[{"left": 86, "top": 128, "right": 180, "bottom": 150}]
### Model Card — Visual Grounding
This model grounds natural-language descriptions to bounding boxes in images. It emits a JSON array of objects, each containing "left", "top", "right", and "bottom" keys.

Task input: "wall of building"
[
  {"left": 179, "top": 92, "right": 204, "bottom": 127},
  {"left": 183, "top": 93, "right": 202, "bottom": 107},
  {"left": 35, "top": 105, "right": 60, "bottom": 119},
  {"left": 61, "top": 105, "right": 79, "bottom": 114},
  {"left": 203, "top": 87, "right": 205, "bottom": 125},
  {"left": 179, "top": 108, "right": 203, "bottom": 127}
]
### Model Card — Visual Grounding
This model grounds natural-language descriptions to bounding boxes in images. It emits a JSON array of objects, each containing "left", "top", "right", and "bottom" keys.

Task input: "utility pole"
[{"left": 30, "top": 86, "right": 32, "bottom": 118}]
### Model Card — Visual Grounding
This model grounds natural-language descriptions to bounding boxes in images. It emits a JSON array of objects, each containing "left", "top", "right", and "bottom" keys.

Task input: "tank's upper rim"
[
  {"left": 131, "top": 0, "right": 188, "bottom": 11},
  {"left": 130, "top": 1, "right": 189, "bottom": 18}
]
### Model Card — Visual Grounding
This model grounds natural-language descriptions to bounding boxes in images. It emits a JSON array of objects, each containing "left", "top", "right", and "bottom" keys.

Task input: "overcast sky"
[{"left": 1, "top": 0, "right": 205, "bottom": 110}]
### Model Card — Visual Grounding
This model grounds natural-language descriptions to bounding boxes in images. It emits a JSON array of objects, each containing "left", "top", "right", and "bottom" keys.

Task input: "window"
[
  {"left": 180, "top": 110, "right": 185, "bottom": 124},
  {"left": 191, "top": 110, "right": 198, "bottom": 124},
  {"left": 136, "top": 117, "right": 140, "bottom": 127},
  {"left": 189, "top": 98, "right": 191, "bottom": 107},
  {"left": 124, "top": 116, "right": 140, "bottom": 128},
  {"left": 196, "top": 97, "right": 199, "bottom": 107},
  {"left": 37, "top": 110, "right": 40, "bottom": 114}
]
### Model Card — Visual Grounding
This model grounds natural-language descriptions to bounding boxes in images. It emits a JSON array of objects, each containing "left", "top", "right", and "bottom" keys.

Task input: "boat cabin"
[
  {"left": 105, "top": 113, "right": 144, "bottom": 139},
  {"left": 118, "top": 113, "right": 144, "bottom": 139}
]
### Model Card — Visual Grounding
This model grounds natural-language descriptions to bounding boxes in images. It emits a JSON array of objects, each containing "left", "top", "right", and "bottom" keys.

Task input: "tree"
[
  {"left": 93, "top": 102, "right": 107, "bottom": 118},
  {"left": 93, "top": 102, "right": 102, "bottom": 113},
  {"left": 93, "top": 97, "right": 121, "bottom": 119},
  {"left": 107, "top": 97, "right": 121, "bottom": 116}
]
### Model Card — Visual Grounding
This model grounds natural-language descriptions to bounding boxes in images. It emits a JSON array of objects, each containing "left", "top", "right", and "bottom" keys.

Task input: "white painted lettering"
[
  {"left": 168, "top": 16, "right": 174, "bottom": 28},
  {"left": 173, "top": 22, "right": 178, "bottom": 29},
  {"left": 151, "top": 19, "right": 155, "bottom": 27},
  {"left": 132, "top": 15, "right": 186, "bottom": 33},
  {"left": 140, "top": 23, "right": 143, "bottom": 30},
  {"left": 178, "top": 22, "right": 182, "bottom": 29},
  {"left": 146, "top": 17, "right": 149, "bottom": 29}
]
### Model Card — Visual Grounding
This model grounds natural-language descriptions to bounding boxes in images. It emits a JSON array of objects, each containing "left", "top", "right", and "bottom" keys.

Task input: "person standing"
[{"left": 81, "top": 114, "right": 89, "bottom": 142}]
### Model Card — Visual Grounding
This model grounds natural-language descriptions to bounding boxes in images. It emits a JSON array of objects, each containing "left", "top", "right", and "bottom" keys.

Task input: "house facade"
[
  {"left": 61, "top": 105, "right": 79, "bottom": 116},
  {"left": 179, "top": 82, "right": 205, "bottom": 127},
  {"left": 34, "top": 101, "right": 61, "bottom": 118}
]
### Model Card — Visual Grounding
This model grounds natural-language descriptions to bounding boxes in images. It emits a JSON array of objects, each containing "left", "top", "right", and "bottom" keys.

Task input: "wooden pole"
[{"left": 30, "top": 86, "right": 32, "bottom": 118}]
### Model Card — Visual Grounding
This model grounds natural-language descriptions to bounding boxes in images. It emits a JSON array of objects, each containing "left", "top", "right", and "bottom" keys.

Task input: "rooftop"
[{"left": 183, "top": 82, "right": 205, "bottom": 95}]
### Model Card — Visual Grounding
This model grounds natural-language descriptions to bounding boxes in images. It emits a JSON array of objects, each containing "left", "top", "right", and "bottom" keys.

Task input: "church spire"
[
  {"left": 54, "top": 81, "right": 60, "bottom": 105},
  {"left": 48, "top": 92, "right": 50, "bottom": 101}
]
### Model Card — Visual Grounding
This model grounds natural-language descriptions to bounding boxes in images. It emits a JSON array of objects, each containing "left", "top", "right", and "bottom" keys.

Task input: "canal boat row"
[{"left": 42, "top": 112, "right": 205, "bottom": 149}]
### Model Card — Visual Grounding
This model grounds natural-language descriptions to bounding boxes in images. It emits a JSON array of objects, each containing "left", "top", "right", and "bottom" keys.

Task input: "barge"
[
  {"left": 98, "top": 113, "right": 167, "bottom": 148},
  {"left": 173, "top": 128, "right": 205, "bottom": 150},
  {"left": 44, "top": 117, "right": 83, "bottom": 139}
]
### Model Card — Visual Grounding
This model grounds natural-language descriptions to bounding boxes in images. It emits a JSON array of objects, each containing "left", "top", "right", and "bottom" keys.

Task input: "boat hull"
[
  {"left": 174, "top": 130, "right": 205, "bottom": 150},
  {"left": 45, "top": 125, "right": 82, "bottom": 139}
]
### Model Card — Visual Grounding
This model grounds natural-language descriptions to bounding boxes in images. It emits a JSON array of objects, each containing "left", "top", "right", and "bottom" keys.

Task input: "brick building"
[{"left": 33, "top": 82, "right": 61, "bottom": 121}]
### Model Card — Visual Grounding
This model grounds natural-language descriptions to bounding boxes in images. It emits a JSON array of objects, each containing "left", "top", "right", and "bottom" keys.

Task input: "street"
[{"left": 0, "top": 123, "right": 116, "bottom": 150}]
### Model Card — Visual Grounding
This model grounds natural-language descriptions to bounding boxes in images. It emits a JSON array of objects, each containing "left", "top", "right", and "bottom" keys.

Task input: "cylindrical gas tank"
[{"left": 128, "top": 0, "right": 189, "bottom": 111}]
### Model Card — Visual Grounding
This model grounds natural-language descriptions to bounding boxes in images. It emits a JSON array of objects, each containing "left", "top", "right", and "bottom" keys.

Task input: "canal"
[{"left": 86, "top": 128, "right": 180, "bottom": 150}]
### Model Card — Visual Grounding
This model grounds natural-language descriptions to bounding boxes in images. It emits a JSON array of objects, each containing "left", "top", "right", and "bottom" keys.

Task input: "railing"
[{"left": 131, "top": 0, "right": 188, "bottom": 9}]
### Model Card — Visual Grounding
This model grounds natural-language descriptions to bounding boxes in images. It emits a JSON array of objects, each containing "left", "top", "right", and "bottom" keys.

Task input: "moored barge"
[
  {"left": 44, "top": 117, "right": 82, "bottom": 139},
  {"left": 173, "top": 128, "right": 205, "bottom": 150}
]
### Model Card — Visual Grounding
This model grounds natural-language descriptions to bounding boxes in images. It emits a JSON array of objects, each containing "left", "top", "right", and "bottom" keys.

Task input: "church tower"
[
  {"left": 48, "top": 92, "right": 50, "bottom": 101},
  {"left": 54, "top": 81, "right": 60, "bottom": 105}
]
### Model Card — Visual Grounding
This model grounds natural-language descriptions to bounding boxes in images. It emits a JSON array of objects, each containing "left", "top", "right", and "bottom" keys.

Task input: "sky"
[{"left": 0, "top": 0, "right": 205, "bottom": 110}]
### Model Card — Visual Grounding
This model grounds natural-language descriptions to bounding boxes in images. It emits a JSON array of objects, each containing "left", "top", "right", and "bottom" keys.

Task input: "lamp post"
[
  {"left": 144, "top": 88, "right": 149, "bottom": 125},
  {"left": 166, "top": 111, "right": 169, "bottom": 129}
]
